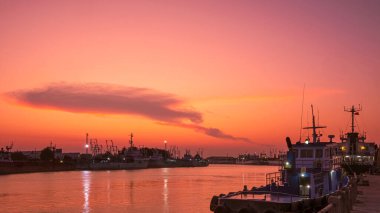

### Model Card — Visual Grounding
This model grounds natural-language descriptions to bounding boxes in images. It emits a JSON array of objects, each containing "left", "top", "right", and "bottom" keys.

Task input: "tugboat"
[{"left": 210, "top": 105, "right": 349, "bottom": 213}]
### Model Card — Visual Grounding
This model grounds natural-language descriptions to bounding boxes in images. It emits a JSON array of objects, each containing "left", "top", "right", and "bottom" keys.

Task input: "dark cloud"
[
  {"left": 7, "top": 82, "right": 202, "bottom": 123},
  {"left": 6, "top": 82, "right": 253, "bottom": 143}
]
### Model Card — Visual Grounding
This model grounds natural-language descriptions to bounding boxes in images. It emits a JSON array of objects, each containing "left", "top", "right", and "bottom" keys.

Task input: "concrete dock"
[{"left": 351, "top": 175, "right": 380, "bottom": 213}]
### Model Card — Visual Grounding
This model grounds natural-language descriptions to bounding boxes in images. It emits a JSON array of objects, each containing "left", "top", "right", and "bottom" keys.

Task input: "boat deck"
[{"left": 221, "top": 192, "right": 303, "bottom": 204}]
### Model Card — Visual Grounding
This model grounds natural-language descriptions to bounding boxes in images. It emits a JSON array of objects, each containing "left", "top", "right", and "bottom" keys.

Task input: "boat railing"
[
  {"left": 342, "top": 155, "right": 374, "bottom": 165},
  {"left": 266, "top": 172, "right": 282, "bottom": 185}
]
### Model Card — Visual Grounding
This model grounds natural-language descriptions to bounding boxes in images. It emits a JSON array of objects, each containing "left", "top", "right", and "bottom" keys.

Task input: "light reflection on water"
[
  {"left": 0, "top": 165, "right": 277, "bottom": 213},
  {"left": 163, "top": 177, "right": 168, "bottom": 212},
  {"left": 82, "top": 171, "right": 91, "bottom": 213}
]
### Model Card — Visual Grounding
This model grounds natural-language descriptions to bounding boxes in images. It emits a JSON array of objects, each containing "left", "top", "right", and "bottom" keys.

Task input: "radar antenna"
[{"left": 344, "top": 105, "right": 362, "bottom": 133}]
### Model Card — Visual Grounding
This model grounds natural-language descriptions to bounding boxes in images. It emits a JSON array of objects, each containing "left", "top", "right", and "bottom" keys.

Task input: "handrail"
[
  {"left": 221, "top": 190, "right": 297, "bottom": 197},
  {"left": 242, "top": 190, "right": 299, "bottom": 197}
]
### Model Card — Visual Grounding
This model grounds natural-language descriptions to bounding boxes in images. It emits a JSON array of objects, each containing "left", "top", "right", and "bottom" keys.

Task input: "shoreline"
[{"left": 0, "top": 161, "right": 209, "bottom": 176}]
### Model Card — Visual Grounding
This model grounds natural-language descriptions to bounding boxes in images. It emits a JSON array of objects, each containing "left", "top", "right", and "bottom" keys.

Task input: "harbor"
[
  {"left": 1, "top": 1, "right": 380, "bottom": 212},
  {"left": 0, "top": 133, "right": 209, "bottom": 175}
]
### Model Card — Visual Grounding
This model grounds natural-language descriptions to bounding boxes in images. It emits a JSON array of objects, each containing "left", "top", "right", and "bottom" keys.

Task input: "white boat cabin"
[{"left": 283, "top": 141, "right": 344, "bottom": 199}]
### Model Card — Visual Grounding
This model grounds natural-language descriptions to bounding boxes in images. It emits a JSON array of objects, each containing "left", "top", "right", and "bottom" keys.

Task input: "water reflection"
[
  {"left": 163, "top": 178, "right": 168, "bottom": 212},
  {"left": 82, "top": 171, "right": 91, "bottom": 213},
  {"left": 162, "top": 167, "right": 169, "bottom": 212},
  {"left": 107, "top": 171, "right": 111, "bottom": 204},
  {"left": 0, "top": 165, "right": 278, "bottom": 212},
  {"left": 242, "top": 172, "right": 246, "bottom": 186},
  {"left": 129, "top": 180, "right": 135, "bottom": 205}
]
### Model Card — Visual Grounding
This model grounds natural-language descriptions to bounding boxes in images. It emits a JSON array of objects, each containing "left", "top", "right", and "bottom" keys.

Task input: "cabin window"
[
  {"left": 300, "top": 149, "right": 314, "bottom": 158},
  {"left": 316, "top": 149, "right": 323, "bottom": 158}
]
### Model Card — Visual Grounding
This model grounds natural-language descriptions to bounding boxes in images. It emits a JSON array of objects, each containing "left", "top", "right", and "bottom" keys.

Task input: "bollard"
[{"left": 342, "top": 189, "right": 349, "bottom": 213}]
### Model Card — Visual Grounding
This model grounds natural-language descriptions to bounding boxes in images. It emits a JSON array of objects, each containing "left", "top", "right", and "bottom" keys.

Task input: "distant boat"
[
  {"left": 88, "top": 133, "right": 149, "bottom": 170},
  {"left": 177, "top": 150, "right": 209, "bottom": 167}
]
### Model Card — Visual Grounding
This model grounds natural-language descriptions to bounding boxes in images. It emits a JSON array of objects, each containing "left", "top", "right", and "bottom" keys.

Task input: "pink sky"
[{"left": 0, "top": 1, "right": 379, "bottom": 156}]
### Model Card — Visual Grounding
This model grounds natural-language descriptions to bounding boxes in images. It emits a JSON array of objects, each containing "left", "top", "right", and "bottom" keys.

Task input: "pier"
[
  {"left": 318, "top": 174, "right": 380, "bottom": 213},
  {"left": 351, "top": 175, "right": 379, "bottom": 213}
]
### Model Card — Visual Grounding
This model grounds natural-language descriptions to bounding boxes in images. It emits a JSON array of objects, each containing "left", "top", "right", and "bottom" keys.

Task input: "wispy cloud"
[
  {"left": 158, "top": 122, "right": 253, "bottom": 143},
  {"left": 6, "top": 82, "right": 252, "bottom": 143}
]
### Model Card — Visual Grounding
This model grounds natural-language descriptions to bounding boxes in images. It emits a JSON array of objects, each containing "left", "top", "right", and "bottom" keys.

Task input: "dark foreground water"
[{"left": 0, "top": 165, "right": 278, "bottom": 213}]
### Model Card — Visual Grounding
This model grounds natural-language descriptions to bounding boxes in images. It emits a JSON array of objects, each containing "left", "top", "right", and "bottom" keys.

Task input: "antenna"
[
  {"left": 299, "top": 84, "right": 306, "bottom": 142},
  {"left": 303, "top": 105, "right": 326, "bottom": 143},
  {"left": 317, "top": 108, "right": 320, "bottom": 126},
  {"left": 344, "top": 105, "right": 362, "bottom": 133}
]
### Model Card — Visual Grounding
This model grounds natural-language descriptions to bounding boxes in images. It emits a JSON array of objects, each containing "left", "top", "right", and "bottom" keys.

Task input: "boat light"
[
  {"left": 301, "top": 173, "right": 305, "bottom": 177},
  {"left": 307, "top": 185, "right": 310, "bottom": 188},
  {"left": 85, "top": 144, "right": 89, "bottom": 148},
  {"left": 357, "top": 155, "right": 361, "bottom": 158},
  {"left": 305, "top": 139, "right": 309, "bottom": 144},
  {"left": 361, "top": 146, "right": 365, "bottom": 150},
  {"left": 285, "top": 161, "right": 289, "bottom": 166},
  {"left": 345, "top": 155, "right": 350, "bottom": 158},
  {"left": 107, "top": 157, "right": 110, "bottom": 161},
  {"left": 330, "top": 170, "right": 334, "bottom": 174}
]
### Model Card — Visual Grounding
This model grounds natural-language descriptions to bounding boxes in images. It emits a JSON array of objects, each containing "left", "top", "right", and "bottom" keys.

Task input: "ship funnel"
[{"left": 286, "top": 137, "right": 292, "bottom": 149}]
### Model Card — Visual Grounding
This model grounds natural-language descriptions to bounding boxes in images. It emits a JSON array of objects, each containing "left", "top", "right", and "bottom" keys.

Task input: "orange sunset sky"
[{"left": 0, "top": 1, "right": 379, "bottom": 156}]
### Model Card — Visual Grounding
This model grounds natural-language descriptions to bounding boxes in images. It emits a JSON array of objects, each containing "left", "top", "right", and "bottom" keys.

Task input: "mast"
[
  {"left": 343, "top": 105, "right": 362, "bottom": 155},
  {"left": 303, "top": 105, "right": 326, "bottom": 143},
  {"left": 344, "top": 105, "right": 362, "bottom": 133},
  {"left": 311, "top": 105, "right": 317, "bottom": 143},
  {"left": 129, "top": 133, "right": 134, "bottom": 148}
]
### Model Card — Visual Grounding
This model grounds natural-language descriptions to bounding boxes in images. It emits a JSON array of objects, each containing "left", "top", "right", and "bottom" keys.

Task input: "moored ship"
[
  {"left": 338, "top": 105, "right": 377, "bottom": 175},
  {"left": 210, "top": 105, "right": 377, "bottom": 213}
]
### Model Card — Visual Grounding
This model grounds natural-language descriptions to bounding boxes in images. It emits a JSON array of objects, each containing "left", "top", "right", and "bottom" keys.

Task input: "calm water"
[{"left": 0, "top": 165, "right": 278, "bottom": 213}]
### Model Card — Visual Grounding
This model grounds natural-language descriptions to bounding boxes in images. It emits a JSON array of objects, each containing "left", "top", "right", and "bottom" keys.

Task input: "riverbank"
[{"left": 0, "top": 160, "right": 209, "bottom": 175}]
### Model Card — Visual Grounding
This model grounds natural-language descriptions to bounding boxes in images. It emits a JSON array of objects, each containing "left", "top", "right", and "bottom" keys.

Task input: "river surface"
[{"left": 0, "top": 165, "right": 278, "bottom": 213}]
